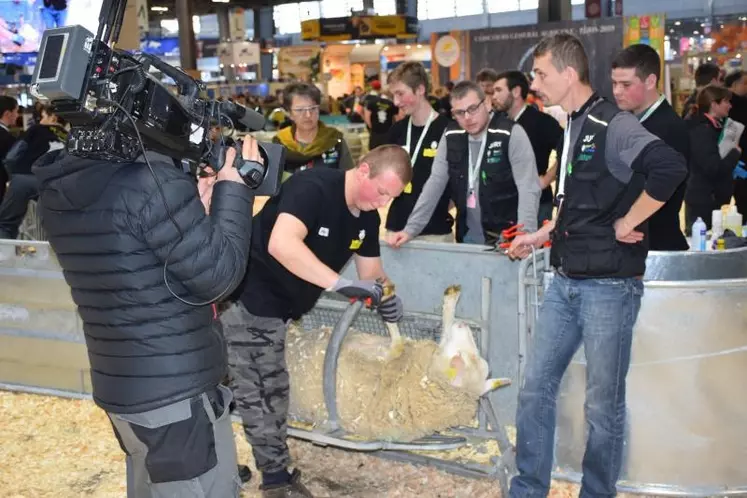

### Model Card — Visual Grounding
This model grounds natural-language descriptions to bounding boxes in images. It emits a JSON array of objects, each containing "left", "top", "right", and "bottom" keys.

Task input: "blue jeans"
[
  {"left": 42, "top": 8, "right": 67, "bottom": 29},
  {"left": 510, "top": 274, "right": 644, "bottom": 498}
]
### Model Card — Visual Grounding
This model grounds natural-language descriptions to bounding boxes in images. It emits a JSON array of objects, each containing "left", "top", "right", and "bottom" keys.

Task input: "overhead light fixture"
[
  {"left": 150, "top": 5, "right": 168, "bottom": 11},
  {"left": 693, "top": 30, "right": 699, "bottom": 35},
  {"left": 674, "top": 21, "right": 681, "bottom": 26},
  {"left": 212, "top": 0, "right": 230, "bottom": 3}
]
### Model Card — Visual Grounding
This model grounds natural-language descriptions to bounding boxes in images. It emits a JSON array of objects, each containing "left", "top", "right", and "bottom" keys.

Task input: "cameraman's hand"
[
  {"left": 217, "top": 136, "right": 263, "bottom": 184},
  {"left": 330, "top": 278, "right": 384, "bottom": 306},
  {"left": 197, "top": 167, "right": 217, "bottom": 214}
]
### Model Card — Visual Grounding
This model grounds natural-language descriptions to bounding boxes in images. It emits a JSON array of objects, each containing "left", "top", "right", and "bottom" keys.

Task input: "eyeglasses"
[
  {"left": 452, "top": 99, "right": 486, "bottom": 119},
  {"left": 291, "top": 105, "right": 320, "bottom": 115}
]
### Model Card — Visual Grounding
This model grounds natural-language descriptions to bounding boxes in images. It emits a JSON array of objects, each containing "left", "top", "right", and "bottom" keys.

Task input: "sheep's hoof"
[{"left": 444, "top": 284, "right": 462, "bottom": 296}]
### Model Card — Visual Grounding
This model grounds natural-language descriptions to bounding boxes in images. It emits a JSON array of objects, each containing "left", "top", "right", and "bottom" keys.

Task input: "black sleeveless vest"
[
  {"left": 445, "top": 113, "right": 517, "bottom": 243},
  {"left": 551, "top": 99, "right": 647, "bottom": 278}
]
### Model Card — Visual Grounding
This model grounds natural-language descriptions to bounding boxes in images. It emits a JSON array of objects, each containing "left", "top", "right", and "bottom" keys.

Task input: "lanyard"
[
  {"left": 638, "top": 95, "right": 666, "bottom": 123},
  {"left": 405, "top": 110, "right": 437, "bottom": 164},
  {"left": 468, "top": 130, "right": 489, "bottom": 191},
  {"left": 556, "top": 117, "right": 573, "bottom": 207},
  {"left": 513, "top": 105, "right": 528, "bottom": 122}
]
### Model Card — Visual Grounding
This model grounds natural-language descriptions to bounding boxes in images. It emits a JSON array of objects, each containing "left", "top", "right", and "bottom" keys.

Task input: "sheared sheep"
[{"left": 286, "top": 284, "right": 510, "bottom": 442}]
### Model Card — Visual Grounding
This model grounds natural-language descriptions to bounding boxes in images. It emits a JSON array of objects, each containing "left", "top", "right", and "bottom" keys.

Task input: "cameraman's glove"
[
  {"left": 734, "top": 161, "right": 747, "bottom": 180},
  {"left": 329, "top": 278, "right": 383, "bottom": 306},
  {"left": 378, "top": 294, "right": 404, "bottom": 323}
]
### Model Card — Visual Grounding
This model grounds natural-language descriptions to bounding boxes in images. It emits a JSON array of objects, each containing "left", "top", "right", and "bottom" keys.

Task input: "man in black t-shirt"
[
  {"left": 364, "top": 92, "right": 398, "bottom": 150},
  {"left": 222, "top": 145, "right": 412, "bottom": 497},
  {"left": 384, "top": 61, "right": 454, "bottom": 242}
]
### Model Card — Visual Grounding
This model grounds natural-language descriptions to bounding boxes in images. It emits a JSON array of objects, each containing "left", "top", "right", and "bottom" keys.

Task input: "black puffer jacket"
[{"left": 33, "top": 151, "right": 254, "bottom": 414}]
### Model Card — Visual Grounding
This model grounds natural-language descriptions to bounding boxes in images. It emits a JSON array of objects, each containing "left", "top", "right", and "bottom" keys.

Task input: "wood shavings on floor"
[{"left": 1, "top": 391, "right": 649, "bottom": 498}]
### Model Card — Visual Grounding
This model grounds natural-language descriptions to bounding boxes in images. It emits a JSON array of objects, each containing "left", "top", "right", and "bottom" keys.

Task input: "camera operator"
[
  {"left": 32, "top": 136, "right": 261, "bottom": 497},
  {"left": 221, "top": 144, "right": 411, "bottom": 497}
]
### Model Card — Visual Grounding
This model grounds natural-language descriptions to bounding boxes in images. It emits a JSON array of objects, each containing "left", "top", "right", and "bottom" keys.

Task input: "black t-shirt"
[
  {"left": 239, "top": 168, "right": 381, "bottom": 320},
  {"left": 517, "top": 105, "right": 563, "bottom": 205},
  {"left": 366, "top": 96, "right": 398, "bottom": 136},
  {"left": 384, "top": 113, "right": 453, "bottom": 234}
]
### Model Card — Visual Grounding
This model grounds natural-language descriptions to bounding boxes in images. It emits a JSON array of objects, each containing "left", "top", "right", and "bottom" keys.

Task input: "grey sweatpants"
[
  {"left": 108, "top": 385, "right": 240, "bottom": 498},
  {"left": 221, "top": 302, "right": 291, "bottom": 474}
]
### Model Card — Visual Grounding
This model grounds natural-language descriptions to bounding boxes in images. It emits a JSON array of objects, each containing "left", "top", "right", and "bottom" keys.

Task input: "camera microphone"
[{"left": 218, "top": 101, "right": 266, "bottom": 131}]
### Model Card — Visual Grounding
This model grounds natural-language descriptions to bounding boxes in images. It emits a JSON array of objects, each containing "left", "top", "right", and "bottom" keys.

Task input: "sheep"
[{"left": 285, "top": 284, "right": 510, "bottom": 442}]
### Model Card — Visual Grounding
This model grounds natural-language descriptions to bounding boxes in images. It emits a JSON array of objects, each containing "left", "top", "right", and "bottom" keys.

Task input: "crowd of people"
[{"left": 0, "top": 30, "right": 745, "bottom": 498}]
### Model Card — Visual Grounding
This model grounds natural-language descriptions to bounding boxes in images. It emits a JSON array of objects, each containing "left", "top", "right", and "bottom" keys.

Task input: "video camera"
[{"left": 28, "top": 0, "right": 284, "bottom": 196}]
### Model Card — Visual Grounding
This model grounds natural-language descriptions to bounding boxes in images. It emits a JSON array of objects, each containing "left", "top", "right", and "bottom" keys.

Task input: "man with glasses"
[
  {"left": 388, "top": 81, "right": 540, "bottom": 247},
  {"left": 273, "top": 83, "right": 355, "bottom": 178}
]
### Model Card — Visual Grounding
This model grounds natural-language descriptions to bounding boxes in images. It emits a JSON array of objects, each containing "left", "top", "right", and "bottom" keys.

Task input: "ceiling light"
[
  {"left": 674, "top": 21, "right": 681, "bottom": 26},
  {"left": 150, "top": 5, "right": 168, "bottom": 11},
  {"left": 693, "top": 30, "right": 699, "bottom": 35}
]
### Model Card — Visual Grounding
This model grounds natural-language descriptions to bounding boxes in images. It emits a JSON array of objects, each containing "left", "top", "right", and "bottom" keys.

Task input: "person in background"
[
  {"left": 268, "top": 90, "right": 292, "bottom": 130},
  {"left": 41, "top": 0, "right": 67, "bottom": 29},
  {"left": 725, "top": 70, "right": 747, "bottom": 216},
  {"left": 684, "top": 85, "right": 742, "bottom": 230},
  {"left": 0, "top": 105, "right": 67, "bottom": 239},
  {"left": 475, "top": 68, "right": 499, "bottom": 104},
  {"left": 438, "top": 81, "right": 455, "bottom": 116},
  {"left": 223, "top": 146, "right": 410, "bottom": 498},
  {"left": 384, "top": 61, "right": 454, "bottom": 242},
  {"left": 507, "top": 33, "right": 687, "bottom": 498},
  {"left": 364, "top": 89, "right": 398, "bottom": 150},
  {"left": 343, "top": 86, "right": 365, "bottom": 123},
  {"left": 611, "top": 44, "right": 690, "bottom": 250},
  {"left": 681, "top": 62, "right": 722, "bottom": 118},
  {"left": 493, "top": 70, "right": 562, "bottom": 224},
  {"left": 388, "top": 81, "right": 540, "bottom": 248},
  {"left": 0, "top": 96, "right": 19, "bottom": 201},
  {"left": 272, "top": 83, "right": 355, "bottom": 178}
]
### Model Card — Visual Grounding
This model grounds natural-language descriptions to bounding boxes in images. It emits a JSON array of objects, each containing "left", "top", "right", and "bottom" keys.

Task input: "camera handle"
[{"left": 206, "top": 141, "right": 268, "bottom": 189}]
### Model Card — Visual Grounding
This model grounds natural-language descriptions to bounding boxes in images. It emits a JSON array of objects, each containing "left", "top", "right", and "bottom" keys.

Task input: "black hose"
[{"left": 322, "top": 300, "right": 365, "bottom": 434}]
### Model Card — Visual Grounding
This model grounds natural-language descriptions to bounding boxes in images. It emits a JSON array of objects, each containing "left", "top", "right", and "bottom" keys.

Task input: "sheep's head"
[{"left": 431, "top": 321, "right": 511, "bottom": 397}]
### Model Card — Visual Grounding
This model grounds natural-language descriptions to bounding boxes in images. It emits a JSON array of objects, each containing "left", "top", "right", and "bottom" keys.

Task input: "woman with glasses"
[{"left": 272, "top": 83, "right": 354, "bottom": 179}]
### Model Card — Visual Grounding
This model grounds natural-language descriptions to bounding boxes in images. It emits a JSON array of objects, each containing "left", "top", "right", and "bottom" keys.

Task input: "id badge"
[
  {"left": 404, "top": 182, "right": 413, "bottom": 194},
  {"left": 466, "top": 190, "right": 477, "bottom": 209}
]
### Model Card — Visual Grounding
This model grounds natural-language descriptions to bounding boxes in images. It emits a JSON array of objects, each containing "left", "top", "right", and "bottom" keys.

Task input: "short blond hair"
[
  {"left": 359, "top": 145, "right": 412, "bottom": 185},
  {"left": 387, "top": 61, "right": 430, "bottom": 95}
]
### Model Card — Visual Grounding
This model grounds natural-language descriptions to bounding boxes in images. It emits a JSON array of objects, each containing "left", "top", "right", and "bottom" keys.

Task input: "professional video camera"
[{"left": 28, "top": 0, "right": 284, "bottom": 196}]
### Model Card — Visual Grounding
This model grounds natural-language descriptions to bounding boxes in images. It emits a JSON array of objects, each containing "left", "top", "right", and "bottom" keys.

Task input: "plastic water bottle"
[{"left": 691, "top": 217, "right": 707, "bottom": 251}]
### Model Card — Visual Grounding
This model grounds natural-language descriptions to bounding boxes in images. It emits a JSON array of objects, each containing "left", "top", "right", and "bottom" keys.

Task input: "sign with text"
[
  {"left": 301, "top": 15, "right": 418, "bottom": 42},
  {"left": 469, "top": 18, "right": 623, "bottom": 99}
]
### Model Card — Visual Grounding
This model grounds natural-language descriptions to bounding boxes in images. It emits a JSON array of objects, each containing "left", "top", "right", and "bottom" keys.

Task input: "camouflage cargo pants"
[{"left": 221, "top": 302, "right": 291, "bottom": 474}]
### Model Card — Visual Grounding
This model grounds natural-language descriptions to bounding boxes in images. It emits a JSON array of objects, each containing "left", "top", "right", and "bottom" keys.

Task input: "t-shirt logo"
[
  {"left": 318, "top": 227, "right": 330, "bottom": 237},
  {"left": 349, "top": 229, "right": 366, "bottom": 250}
]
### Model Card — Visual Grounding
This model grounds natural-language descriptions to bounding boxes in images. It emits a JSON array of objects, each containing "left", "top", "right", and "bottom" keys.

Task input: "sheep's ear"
[
  {"left": 481, "top": 377, "right": 512, "bottom": 395},
  {"left": 445, "top": 353, "right": 466, "bottom": 387}
]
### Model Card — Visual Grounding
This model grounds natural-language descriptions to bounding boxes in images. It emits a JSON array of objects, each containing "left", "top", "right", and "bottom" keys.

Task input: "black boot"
[
  {"left": 238, "top": 465, "right": 252, "bottom": 484},
  {"left": 260, "top": 469, "right": 314, "bottom": 497}
]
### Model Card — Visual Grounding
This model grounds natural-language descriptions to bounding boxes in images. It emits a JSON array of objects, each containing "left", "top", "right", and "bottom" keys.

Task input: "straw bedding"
[{"left": 0, "top": 390, "right": 658, "bottom": 498}]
